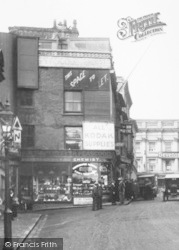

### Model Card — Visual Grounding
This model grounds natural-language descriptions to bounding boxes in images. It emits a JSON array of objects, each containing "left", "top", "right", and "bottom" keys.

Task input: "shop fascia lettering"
[
  {"left": 158, "top": 152, "right": 179, "bottom": 158},
  {"left": 73, "top": 157, "right": 101, "bottom": 162}
]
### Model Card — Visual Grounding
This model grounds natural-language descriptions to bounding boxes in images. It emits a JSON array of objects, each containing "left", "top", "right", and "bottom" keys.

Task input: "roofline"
[{"left": 136, "top": 119, "right": 179, "bottom": 121}]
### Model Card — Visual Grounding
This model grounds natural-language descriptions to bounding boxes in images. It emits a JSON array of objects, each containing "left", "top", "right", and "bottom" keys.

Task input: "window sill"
[{"left": 63, "top": 113, "right": 83, "bottom": 116}]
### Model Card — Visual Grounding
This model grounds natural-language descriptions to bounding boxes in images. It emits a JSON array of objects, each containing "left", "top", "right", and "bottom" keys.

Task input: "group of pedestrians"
[
  {"left": 92, "top": 177, "right": 140, "bottom": 210},
  {"left": 110, "top": 177, "right": 140, "bottom": 205}
]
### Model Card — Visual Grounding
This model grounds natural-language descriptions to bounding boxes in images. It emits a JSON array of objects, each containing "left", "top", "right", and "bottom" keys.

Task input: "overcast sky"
[{"left": 0, "top": 0, "right": 178, "bottom": 120}]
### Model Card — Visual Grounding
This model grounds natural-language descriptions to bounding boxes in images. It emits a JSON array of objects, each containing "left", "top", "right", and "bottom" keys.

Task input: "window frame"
[
  {"left": 64, "top": 126, "right": 83, "bottom": 150},
  {"left": 164, "top": 141, "right": 172, "bottom": 152},
  {"left": 22, "top": 124, "right": 35, "bottom": 148},
  {"left": 148, "top": 158, "right": 156, "bottom": 172},
  {"left": 64, "top": 90, "right": 83, "bottom": 113},
  {"left": 148, "top": 141, "right": 156, "bottom": 152},
  {"left": 135, "top": 142, "right": 141, "bottom": 152},
  {"left": 18, "top": 89, "right": 33, "bottom": 107},
  {"left": 165, "top": 159, "right": 173, "bottom": 172}
]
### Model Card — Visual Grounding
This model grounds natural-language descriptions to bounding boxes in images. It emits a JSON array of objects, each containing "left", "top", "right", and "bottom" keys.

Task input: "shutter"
[
  {"left": 17, "top": 37, "right": 38, "bottom": 88},
  {"left": 84, "top": 91, "right": 110, "bottom": 120}
]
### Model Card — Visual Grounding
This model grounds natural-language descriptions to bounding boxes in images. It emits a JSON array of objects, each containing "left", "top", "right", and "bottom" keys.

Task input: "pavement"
[{"left": 0, "top": 212, "right": 42, "bottom": 249}]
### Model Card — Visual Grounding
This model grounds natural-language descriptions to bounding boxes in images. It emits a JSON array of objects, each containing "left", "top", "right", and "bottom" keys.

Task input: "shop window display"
[
  {"left": 33, "top": 166, "right": 72, "bottom": 202},
  {"left": 72, "top": 162, "right": 112, "bottom": 205}
]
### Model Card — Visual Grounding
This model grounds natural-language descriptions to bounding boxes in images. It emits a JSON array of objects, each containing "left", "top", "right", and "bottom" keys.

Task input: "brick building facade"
[{"left": 0, "top": 20, "right": 137, "bottom": 208}]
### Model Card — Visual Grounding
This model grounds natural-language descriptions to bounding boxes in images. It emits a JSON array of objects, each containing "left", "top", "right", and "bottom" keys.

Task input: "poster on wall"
[{"left": 83, "top": 122, "right": 115, "bottom": 150}]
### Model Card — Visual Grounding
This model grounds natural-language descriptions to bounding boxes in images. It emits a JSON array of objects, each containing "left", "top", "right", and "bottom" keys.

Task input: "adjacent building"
[
  {"left": 0, "top": 32, "right": 18, "bottom": 202},
  {"left": 135, "top": 119, "right": 179, "bottom": 185}
]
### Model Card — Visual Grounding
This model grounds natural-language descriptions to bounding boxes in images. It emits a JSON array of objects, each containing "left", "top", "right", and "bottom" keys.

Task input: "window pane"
[
  {"left": 149, "top": 159, "right": 156, "bottom": 171},
  {"left": 65, "top": 127, "right": 82, "bottom": 139},
  {"left": 165, "top": 142, "right": 172, "bottom": 151},
  {"left": 149, "top": 142, "right": 155, "bottom": 152},
  {"left": 19, "top": 90, "right": 33, "bottom": 106},
  {"left": 22, "top": 125, "right": 35, "bottom": 147},
  {"left": 65, "top": 92, "right": 82, "bottom": 112},
  {"left": 39, "top": 42, "right": 52, "bottom": 49},
  {"left": 135, "top": 142, "right": 140, "bottom": 151},
  {"left": 65, "top": 127, "right": 82, "bottom": 150}
]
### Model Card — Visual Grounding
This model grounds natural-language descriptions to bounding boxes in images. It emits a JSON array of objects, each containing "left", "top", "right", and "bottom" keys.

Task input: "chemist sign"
[{"left": 83, "top": 122, "right": 115, "bottom": 150}]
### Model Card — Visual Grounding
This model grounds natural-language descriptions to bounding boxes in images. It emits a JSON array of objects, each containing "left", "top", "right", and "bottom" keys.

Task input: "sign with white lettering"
[
  {"left": 120, "top": 124, "right": 132, "bottom": 134},
  {"left": 73, "top": 197, "right": 93, "bottom": 205},
  {"left": 158, "top": 152, "right": 179, "bottom": 159},
  {"left": 13, "top": 130, "right": 21, "bottom": 143},
  {"left": 64, "top": 69, "right": 110, "bottom": 90},
  {"left": 83, "top": 122, "right": 115, "bottom": 150}
]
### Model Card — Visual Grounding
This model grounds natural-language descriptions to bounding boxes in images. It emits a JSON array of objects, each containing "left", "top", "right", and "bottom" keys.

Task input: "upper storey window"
[
  {"left": 39, "top": 41, "right": 53, "bottom": 49},
  {"left": 58, "top": 41, "right": 68, "bottom": 50},
  {"left": 64, "top": 91, "right": 82, "bottom": 113},
  {"left": 39, "top": 40, "right": 68, "bottom": 50},
  {"left": 18, "top": 89, "right": 33, "bottom": 106},
  {"left": 149, "top": 142, "right": 156, "bottom": 152}
]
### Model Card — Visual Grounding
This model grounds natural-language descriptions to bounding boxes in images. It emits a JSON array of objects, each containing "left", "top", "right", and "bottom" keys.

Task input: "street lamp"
[
  {"left": 0, "top": 101, "right": 14, "bottom": 250},
  {"left": 1, "top": 122, "right": 14, "bottom": 250}
]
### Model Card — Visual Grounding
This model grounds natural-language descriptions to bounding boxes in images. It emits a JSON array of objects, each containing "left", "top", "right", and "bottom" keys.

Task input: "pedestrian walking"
[
  {"left": 110, "top": 181, "right": 116, "bottom": 205},
  {"left": 92, "top": 182, "right": 99, "bottom": 211},
  {"left": 118, "top": 178, "right": 125, "bottom": 205}
]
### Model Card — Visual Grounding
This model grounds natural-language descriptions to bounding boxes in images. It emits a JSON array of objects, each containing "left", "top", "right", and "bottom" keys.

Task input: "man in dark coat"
[
  {"left": 118, "top": 178, "right": 125, "bottom": 205},
  {"left": 98, "top": 181, "right": 103, "bottom": 209},
  {"left": 92, "top": 183, "right": 99, "bottom": 211},
  {"left": 110, "top": 182, "right": 116, "bottom": 205}
]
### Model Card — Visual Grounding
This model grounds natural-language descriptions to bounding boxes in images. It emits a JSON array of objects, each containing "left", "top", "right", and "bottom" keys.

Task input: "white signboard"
[
  {"left": 83, "top": 122, "right": 115, "bottom": 150},
  {"left": 73, "top": 197, "right": 93, "bottom": 205},
  {"left": 13, "top": 130, "right": 21, "bottom": 143}
]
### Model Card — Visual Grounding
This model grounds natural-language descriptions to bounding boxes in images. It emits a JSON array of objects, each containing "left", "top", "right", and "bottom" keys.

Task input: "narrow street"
[{"left": 27, "top": 197, "right": 179, "bottom": 250}]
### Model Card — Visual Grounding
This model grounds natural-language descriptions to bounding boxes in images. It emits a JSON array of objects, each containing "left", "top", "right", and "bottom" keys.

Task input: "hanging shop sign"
[
  {"left": 64, "top": 69, "right": 110, "bottom": 90},
  {"left": 120, "top": 124, "right": 132, "bottom": 134},
  {"left": 83, "top": 122, "right": 115, "bottom": 150}
]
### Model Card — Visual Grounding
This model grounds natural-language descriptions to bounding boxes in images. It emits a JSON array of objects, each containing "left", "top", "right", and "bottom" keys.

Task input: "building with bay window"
[{"left": 135, "top": 119, "right": 179, "bottom": 186}]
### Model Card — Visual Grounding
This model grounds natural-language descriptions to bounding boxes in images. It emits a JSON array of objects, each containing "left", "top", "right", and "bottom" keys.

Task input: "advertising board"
[{"left": 83, "top": 122, "right": 115, "bottom": 150}]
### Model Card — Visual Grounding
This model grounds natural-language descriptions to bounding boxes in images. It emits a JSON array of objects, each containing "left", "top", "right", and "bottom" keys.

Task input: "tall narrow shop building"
[
  {"left": 9, "top": 21, "right": 117, "bottom": 208},
  {"left": 135, "top": 120, "right": 179, "bottom": 185}
]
